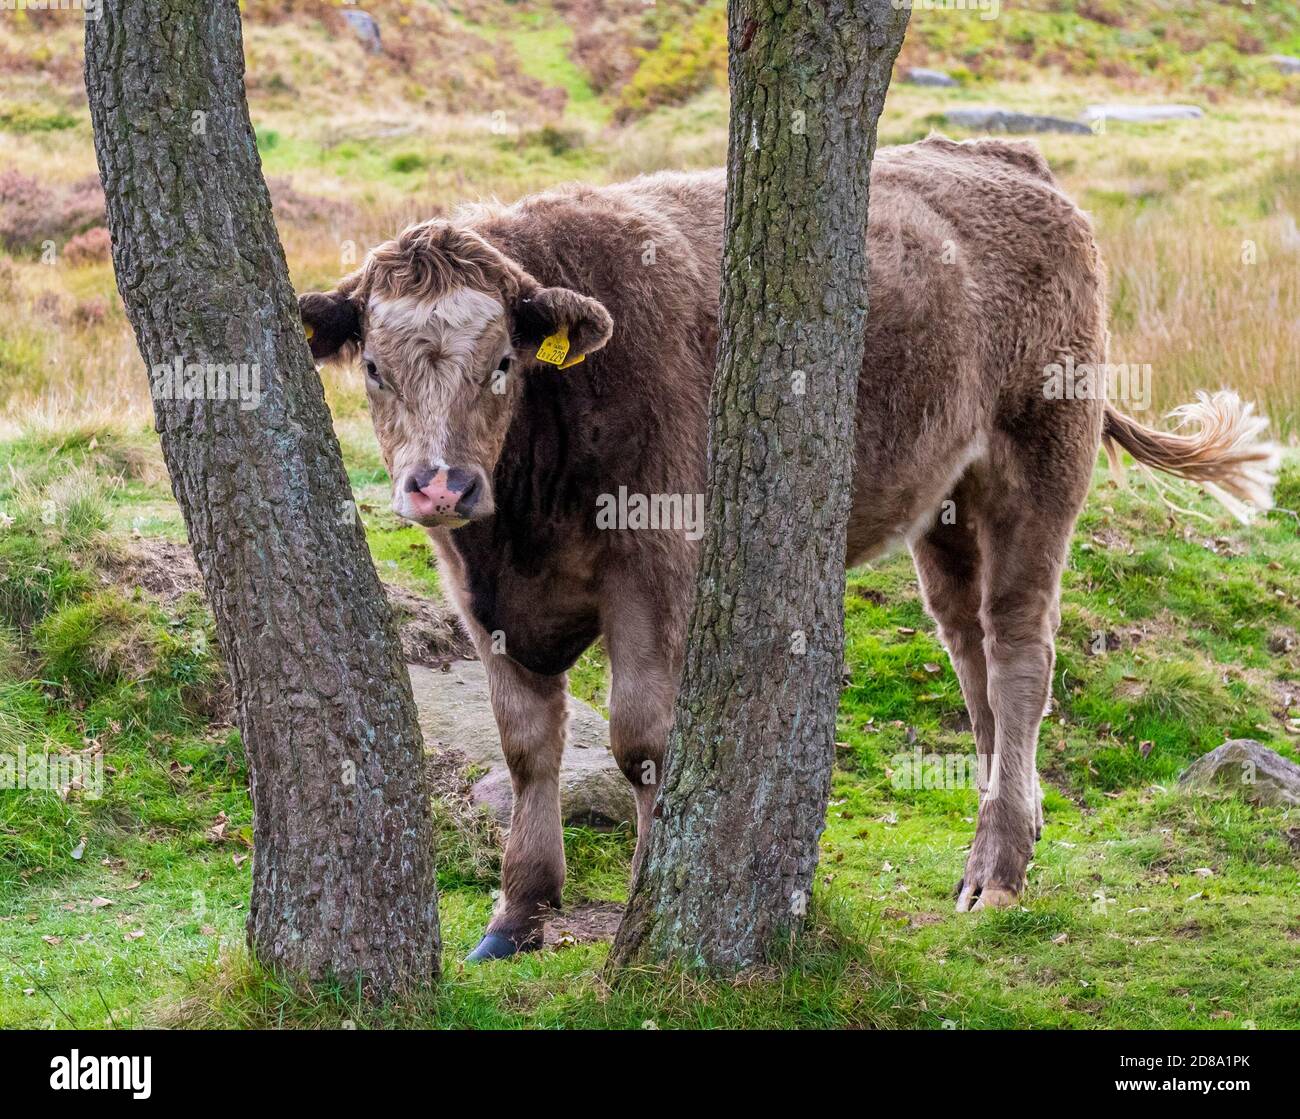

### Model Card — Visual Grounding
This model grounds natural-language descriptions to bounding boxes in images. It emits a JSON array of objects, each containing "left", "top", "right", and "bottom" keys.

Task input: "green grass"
[
  {"left": 0, "top": 105, "right": 78, "bottom": 134},
  {"left": 507, "top": 16, "right": 609, "bottom": 126},
  {"left": 0, "top": 421, "right": 1297, "bottom": 1028}
]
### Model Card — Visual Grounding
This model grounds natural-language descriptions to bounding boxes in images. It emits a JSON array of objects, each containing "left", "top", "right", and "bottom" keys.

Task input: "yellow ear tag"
[
  {"left": 303, "top": 323, "right": 315, "bottom": 341},
  {"left": 536, "top": 327, "right": 576, "bottom": 367}
]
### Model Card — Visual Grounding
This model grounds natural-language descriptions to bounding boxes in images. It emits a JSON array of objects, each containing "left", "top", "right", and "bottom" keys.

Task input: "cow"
[{"left": 300, "top": 135, "right": 1278, "bottom": 961}]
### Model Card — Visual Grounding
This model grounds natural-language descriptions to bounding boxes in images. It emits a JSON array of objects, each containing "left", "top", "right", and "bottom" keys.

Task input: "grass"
[
  {"left": 0, "top": 421, "right": 1297, "bottom": 1028},
  {"left": 1, "top": 0, "right": 1299, "bottom": 1030}
]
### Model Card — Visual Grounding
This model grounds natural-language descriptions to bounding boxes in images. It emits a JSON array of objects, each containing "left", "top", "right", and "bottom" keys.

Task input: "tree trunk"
[
  {"left": 84, "top": 1, "right": 439, "bottom": 992},
  {"left": 608, "top": 0, "right": 908, "bottom": 973}
]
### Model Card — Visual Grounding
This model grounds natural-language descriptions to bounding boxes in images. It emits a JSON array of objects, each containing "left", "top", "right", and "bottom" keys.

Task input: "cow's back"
[{"left": 841, "top": 136, "right": 1106, "bottom": 558}]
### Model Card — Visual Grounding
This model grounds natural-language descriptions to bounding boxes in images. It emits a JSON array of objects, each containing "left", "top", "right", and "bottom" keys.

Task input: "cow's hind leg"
[
  {"left": 911, "top": 481, "right": 997, "bottom": 798},
  {"left": 954, "top": 485, "right": 1075, "bottom": 912},
  {"left": 466, "top": 653, "right": 567, "bottom": 961},
  {"left": 913, "top": 494, "right": 1047, "bottom": 851}
]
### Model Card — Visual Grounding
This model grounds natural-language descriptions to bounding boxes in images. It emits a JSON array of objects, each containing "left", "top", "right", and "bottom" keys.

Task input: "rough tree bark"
[
  {"left": 608, "top": 0, "right": 908, "bottom": 972},
  {"left": 85, "top": 1, "right": 439, "bottom": 991}
]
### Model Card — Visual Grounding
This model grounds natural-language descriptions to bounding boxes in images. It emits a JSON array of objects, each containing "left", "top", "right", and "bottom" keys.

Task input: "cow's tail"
[{"left": 1102, "top": 391, "right": 1280, "bottom": 523}]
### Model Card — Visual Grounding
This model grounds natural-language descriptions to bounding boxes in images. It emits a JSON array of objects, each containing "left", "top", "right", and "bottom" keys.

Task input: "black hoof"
[{"left": 465, "top": 931, "right": 540, "bottom": 962}]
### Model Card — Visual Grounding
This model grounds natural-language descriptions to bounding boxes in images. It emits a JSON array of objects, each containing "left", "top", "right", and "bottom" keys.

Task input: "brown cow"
[{"left": 301, "top": 135, "right": 1278, "bottom": 960}]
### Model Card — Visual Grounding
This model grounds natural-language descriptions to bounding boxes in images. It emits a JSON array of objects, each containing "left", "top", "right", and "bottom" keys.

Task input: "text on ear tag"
[{"left": 536, "top": 327, "right": 570, "bottom": 366}]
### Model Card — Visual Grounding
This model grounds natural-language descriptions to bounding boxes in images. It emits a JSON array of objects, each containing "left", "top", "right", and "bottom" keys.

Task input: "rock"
[
  {"left": 1178, "top": 739, "right": 1300, "bottom": 807},
  {"left": 905, "top": 67, "right": 958, "bottom": 88},
  {"left": 342, "top": 10, "right": 383, "bottom": 54},
  {"left": 408, "top": 660, "right": 635, "bottom": 828},
  {"left": 943, "top": 108, "right": 1091, "bottom": 135},
  {"left": 1270, "top": 55, "right": 1300, "bottom": 75},
  {"left": 1081, "top": 104, "right": 1203, "bottom": 123}
]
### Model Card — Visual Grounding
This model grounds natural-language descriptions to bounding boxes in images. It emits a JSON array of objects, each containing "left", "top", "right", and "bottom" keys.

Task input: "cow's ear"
[
  {"left": 511, "top": 286, "right": 612, "bottom": 366},
  {"left": 299, "top": 290, "right": 362, "bottom": 362}
]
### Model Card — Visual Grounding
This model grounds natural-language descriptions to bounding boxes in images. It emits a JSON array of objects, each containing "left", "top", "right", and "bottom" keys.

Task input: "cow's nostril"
[
  {"left": 455, "top": 475, "right": 482, "bottom": 516},
  {"left": 407, "top": 467, "right": 436, "bottom": 494}
]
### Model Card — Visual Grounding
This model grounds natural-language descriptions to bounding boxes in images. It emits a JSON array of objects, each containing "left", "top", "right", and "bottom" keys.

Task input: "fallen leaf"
[
  {"left": 89, "top": 896, "right": 115, "bottom": 909},
  {"left": 124, "top": 928, "right": 145, "bottom": 941},
  {"left": 41, "top": 935, "right": 62, "bottom": 946},
  {"left": 70, "top": 837, "right": 86, "bottom": 861},
  {"left": 1052, "top": 932, "right": 1069, "bottom": 945},
  {"left": 206, "top": 811, "right": 229, "bottom": 843}
]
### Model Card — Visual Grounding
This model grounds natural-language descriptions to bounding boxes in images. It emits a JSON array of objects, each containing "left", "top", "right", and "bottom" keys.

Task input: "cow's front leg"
[
  {"left": 466, "top": 654, "right": 567, "bottom": 961},
  {"left": 603, "top": 590, "right": 681, "bottom": 879}
]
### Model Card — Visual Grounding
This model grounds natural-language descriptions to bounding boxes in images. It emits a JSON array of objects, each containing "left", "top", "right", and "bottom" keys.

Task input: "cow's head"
[{"left": 299, "top": 221, "right": 612, "bottom": 527}]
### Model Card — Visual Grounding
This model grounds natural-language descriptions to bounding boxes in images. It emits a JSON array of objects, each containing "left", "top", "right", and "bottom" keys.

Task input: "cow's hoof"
[
  {"left": 956, "top": 815, "right": 1032, "bottom": 913},
  {"left": 465, "top": 931, "right": 540, "bottom": 962},
  {"left": 954, "top": 877, "right": 1023, "bottom": 913}
]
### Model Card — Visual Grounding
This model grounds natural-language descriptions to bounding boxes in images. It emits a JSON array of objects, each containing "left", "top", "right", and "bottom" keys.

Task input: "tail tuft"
[{"left": 1102, "top": 391, "right": 1280, "bottom": 523}]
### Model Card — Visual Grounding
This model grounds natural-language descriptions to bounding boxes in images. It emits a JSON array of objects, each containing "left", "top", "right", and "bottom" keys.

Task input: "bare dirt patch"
[{"left": 543, "top": 901, "right": 624, "bottom": 948}]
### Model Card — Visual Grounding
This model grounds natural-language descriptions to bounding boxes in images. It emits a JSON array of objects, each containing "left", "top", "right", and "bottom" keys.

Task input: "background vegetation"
[{"left": 0, "top": 1, "right": 1297, "bottom": 1027}]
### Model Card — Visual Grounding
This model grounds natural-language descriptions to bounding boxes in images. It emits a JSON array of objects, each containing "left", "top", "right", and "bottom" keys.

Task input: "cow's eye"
[{"left": 364, "top": 360, "right": 383, "bottom": 389}]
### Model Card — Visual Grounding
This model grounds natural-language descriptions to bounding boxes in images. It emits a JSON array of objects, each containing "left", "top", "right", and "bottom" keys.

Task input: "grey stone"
[
  {"left": 342, "top": 10, "right": 383, "bottom": 54},
  {"left": 1269, "top": 55, "right": 1300, "bottom": 75},
  {"left": 1081, "top": 104, "right": 1203, "bottom": 123},
  {"left": 943, "top": 107, "right": 1091, "bottom": 135},
  {"left": 408, "top": 660, "right": 635, "bottom": 828},
  {"left": 1178, "top": 739, "right": 1300, "bottom": 807},
  {"left": 905, "top": 67, "right": 959, "bottom": 88}
]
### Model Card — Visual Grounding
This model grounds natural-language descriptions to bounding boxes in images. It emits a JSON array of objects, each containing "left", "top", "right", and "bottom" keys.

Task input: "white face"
[{"left": 362, "top": 287, "right": 518, "bottom": 527}]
